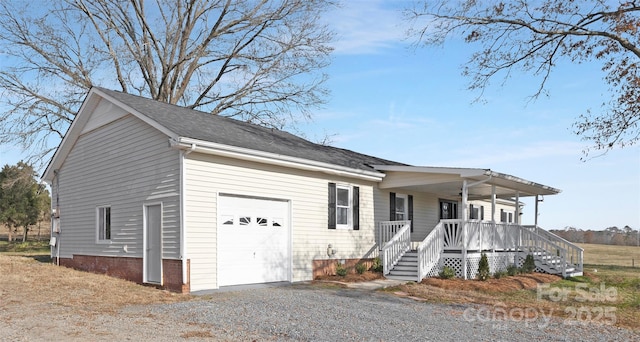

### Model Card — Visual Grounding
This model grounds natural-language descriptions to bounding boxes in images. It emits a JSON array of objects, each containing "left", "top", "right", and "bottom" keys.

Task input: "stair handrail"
[
  {"left": 381, "top": 221, "right": 411, "bottom": 275},
  {"left": 378, "top": 220, "right": 411, "bottom": 249},
  {"left": 522, "top": 225, "right": 584, "bottom": 274},
  {"left": 417, "top": 221, "right": 444, "bottom": 281},
  {"left": 518, "top": 226, "right": 573, "bottom": 277}
]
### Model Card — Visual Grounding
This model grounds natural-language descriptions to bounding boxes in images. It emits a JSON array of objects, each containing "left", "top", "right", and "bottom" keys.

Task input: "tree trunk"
[{"left": 22, "top": 226, "right": 28, "bottom": 242}]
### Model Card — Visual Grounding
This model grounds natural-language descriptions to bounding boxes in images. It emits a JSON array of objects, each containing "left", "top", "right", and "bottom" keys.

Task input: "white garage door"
[{"left": 217, "top": 195, "right": 290, "bottom": 287}]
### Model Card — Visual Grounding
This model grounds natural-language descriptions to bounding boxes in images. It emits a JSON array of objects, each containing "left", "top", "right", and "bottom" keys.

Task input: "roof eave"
[
  {"left": 175, "top": 137, "right": 386, "bottom": 182},
  {"left": 372, "top": 165, "right": 560, "bottom": 197}
]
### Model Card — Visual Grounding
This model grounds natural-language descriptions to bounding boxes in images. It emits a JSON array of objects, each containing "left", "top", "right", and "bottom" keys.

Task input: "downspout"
[
  {"left": 179, "top": 143, "right": 196, "bottom": 287},
  {"left": 53, "top": 170, "right": 61, "bottom": 266}
]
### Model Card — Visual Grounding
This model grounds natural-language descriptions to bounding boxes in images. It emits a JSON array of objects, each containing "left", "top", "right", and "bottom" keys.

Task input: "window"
[
  {"left": 390, "top": 193, "right": 413, "bottom": 232},
  {"left": 97, "top": 206, "right": 111, "bottom": 241},
  {"left": 469, "top": 205, "right": 484, "bottom": 220},
  {"left": 500, "top": 209, "right": 507, "bottom": 222},
  {"left": 336, "top": 186, "right": 350, "bottom": 226},
  {"left": 440, "top": 200, "right": 458, "bottom": 220},
  {"left": 328, "top": 183, "right": 359, "bottom": 230},
  {"left": 394, "top": 194, "right": 407, "bottom": 221}
]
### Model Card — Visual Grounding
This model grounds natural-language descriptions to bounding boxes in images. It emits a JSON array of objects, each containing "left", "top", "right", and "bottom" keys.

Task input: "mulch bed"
[
  {"left": 314, "top": 271, "right": 384, "bottom": 283},
  {"left": 420, "top": 272, "right": 561, "bottom": 292}
]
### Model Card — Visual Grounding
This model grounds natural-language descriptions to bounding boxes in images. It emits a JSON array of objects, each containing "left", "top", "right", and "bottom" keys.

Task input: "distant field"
[{"left": 579, "top": 243, "right": 640, "bottom": 267}]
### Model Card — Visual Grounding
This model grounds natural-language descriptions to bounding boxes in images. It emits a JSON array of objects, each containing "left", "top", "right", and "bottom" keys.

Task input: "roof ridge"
[{"left": 92, "top": 87, "right": 407, "bottom": 172}]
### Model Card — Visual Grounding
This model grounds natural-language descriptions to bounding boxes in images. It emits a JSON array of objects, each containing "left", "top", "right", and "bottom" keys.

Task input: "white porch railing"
[
  {"left": 377, "top": 220, "right": 411, "bottom": 249},
  {"left": 441, "top": 219, "right": 521, "bottom": 251},
  {"left": 381, "top": 219, "right": 584, "bottom": 281},
  {"left": 417, "top": 221, "right": 444, "bottom": 281},
  {"left": 381, "top": 222, "right": 411, "bottom": 276},
  {"left": 414, "top": 219, "right": 583, "bottom": 280}
]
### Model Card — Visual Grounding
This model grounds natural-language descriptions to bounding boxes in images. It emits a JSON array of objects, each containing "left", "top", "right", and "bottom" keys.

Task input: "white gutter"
[{"left": 171, "top": 137, "right": 386, "bottom": 182}]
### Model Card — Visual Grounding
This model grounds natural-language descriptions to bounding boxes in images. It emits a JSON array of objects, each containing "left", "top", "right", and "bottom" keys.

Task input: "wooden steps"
[{"left": 385, "top": 251, "right": 418, "bottom": 281}]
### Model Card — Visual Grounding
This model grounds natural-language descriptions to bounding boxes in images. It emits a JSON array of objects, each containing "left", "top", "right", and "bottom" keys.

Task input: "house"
[{"left": 43, "top": 87, "right": 583, "bottom": 293}]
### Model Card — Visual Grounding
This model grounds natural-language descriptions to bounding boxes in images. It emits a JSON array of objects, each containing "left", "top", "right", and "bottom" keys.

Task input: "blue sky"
[
  {"left": 296, "top": 1, "right": 639, "bottom": 230},
  {"left": 1, "top": 0, "right": 638, "bottom": 230}
]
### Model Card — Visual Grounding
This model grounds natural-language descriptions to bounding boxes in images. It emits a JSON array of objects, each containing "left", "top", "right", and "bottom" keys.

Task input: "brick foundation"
[
  {"left": 162, "top": 259, "right": 190, "bottom": 293},
  {"left": 312, "top": 258, "right": 375, "bottom": 278},
  {"left": 59, "top": 255, "right": 189, "bottom": 293}
]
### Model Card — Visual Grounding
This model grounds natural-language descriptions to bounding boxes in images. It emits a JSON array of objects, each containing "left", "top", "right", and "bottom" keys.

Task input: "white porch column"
[
  {"left": 462, "top": 180, "right": 468, "bottom": 220},
  {"left": 491, "top": 185, "right": 496, "bottom": 222},
  {"left": 491, "top": 185, "right": 496, "bottom": 252},
  {"left": 515, "top": 191, "right": 520, "bottom": 224},
  {"left": 534, "top": 195, "right": 539, "bottom": 227},
  {"left": 462, "top": 180, "right": 468, "bottom": 279}
]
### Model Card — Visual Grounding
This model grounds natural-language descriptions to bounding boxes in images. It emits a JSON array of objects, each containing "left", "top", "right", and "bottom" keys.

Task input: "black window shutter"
[
  {"left": 408, "top": 195, "right": 413, "bottom": 232},
  {"left": 328, "top": 183, "right": 336, "bottom": 229},
  {"left": 389, "top": 192, "right": 396, "bottom": 221},
  {"left": 352, "top": 186, "right": 359, "bottom": 230}
]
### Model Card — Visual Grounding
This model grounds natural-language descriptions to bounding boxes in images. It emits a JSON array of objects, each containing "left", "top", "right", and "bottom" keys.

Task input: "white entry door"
[
  {"left": 217, "top": 195, "right": 290, "bottom": 287},
  {"left": 145, "top": 204, "right": 162, "bottom": 284}
]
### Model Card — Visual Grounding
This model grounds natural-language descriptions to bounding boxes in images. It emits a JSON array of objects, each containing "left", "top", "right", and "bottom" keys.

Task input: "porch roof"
[{"left": 372, "top": 165, "right": 560, "bottom": 200}]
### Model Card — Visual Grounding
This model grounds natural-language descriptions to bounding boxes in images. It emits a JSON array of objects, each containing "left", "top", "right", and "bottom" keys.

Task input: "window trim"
[
  {"left": 335, "top": 185, "right": 352, "bottom": 230},
  {"left": 394, "top": 194, "right": 408, "bottom": 221},
  {"left": 96, "top": 206, "right": 112, "bottom": 243}
]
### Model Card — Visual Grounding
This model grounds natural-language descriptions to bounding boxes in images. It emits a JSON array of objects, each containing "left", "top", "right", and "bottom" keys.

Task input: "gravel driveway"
[{"left": 3, "top": 283, "right": 639, "bottom": 341}]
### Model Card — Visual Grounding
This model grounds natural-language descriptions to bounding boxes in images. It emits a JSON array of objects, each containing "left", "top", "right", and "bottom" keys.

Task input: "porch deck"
[{"left": 379, "top": 220, "right": 584, "bottom": 281}]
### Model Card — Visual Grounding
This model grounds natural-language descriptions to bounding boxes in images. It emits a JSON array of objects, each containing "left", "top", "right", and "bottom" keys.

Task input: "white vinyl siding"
[
  {"left": 55, "top": 114, "right": 180, "bottom": 259},
  {"left": 374, "top": 189, "right": 439, "bottom": 242},
  {"left": 184, "top": 153, "right": 376, "bottom": 290}
]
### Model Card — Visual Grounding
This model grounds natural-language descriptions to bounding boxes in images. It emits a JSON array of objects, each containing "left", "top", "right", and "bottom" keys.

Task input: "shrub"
[
  {"left": 355, "top": 263, "right": 367, "bottom": 275},
  {"left": 477, "top": 253, "right": 490, "bottom": 281},
  {"left": 371, "top": 257, "right": 383, "bottom": 273},
  {"left": 522, "top": 254, "right": 536, "bottom": 274},
  {"left": 506, "top": 264, "right": 520, "bottom": 276},
  {"left": 439, "top": 266, "right": 455, "bottom": 279},
  {"left": 493, "top": 270, "right": 508, "bottom": 279},
  {"left": 335, "top": 262, "right": 347, "bottom": 276}
]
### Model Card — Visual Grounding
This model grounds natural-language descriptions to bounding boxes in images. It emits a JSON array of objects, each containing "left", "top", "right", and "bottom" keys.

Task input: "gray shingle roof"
[{"left": 96, "top": 87, "right": 406, "bottom": 173}]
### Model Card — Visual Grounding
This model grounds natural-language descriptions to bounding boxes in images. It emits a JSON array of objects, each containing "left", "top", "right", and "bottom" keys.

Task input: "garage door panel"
[{"left": 218, "top": 196, "right": 290, "bottom": 287}]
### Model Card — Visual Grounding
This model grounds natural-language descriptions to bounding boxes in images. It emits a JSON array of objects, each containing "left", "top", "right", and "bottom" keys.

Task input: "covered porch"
[{"left": 373, "top": 166, "right": 583, "bottom": 281}]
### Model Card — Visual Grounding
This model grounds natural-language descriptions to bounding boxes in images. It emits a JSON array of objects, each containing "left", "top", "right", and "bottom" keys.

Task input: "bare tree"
[
  {"left": 405, "top": 0, "right": 640, "bottom": 157},
  {"left": 0, "top": 0, "right": 335, "bottom": 165}
]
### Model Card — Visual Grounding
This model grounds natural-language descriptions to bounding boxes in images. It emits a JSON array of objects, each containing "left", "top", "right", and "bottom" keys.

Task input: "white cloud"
[
  {"left": 439, "top": 140, "right": 584, "bottom": 167},
  {"left": 325, "top": 1, "right": 408, "bottom": 55}
]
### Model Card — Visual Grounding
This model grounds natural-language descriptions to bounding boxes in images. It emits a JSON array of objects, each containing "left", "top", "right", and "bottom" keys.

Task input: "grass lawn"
[
  {"left": 579, "top": 243, "right": 640, "bottom": 267},
  {"left": 0, "top": 240, "right": 51, "bottom": 255}
]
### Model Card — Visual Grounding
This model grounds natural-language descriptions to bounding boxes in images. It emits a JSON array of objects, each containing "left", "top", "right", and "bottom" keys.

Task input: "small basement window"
[{"left": 97, "top": 206, "right": 111, "bottom": 241}]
